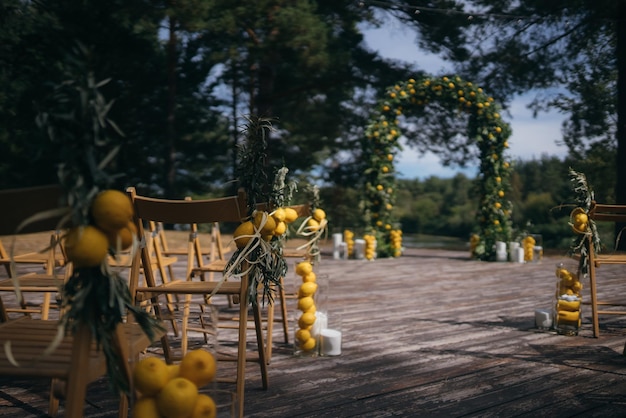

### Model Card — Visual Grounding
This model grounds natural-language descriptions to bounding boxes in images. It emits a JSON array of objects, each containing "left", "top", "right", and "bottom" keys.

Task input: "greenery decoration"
[
  {"left": 363, "top": 75, "right": 513, "bottom": 260},
  {"left": 34, "top": 47, "right": 163, "bottom": 396},
  {"left": 226, "top": 115, "right": 288, "bottom": 306},
  {"left": 567, "top": 168, "right": 600, "bottom": 277}
]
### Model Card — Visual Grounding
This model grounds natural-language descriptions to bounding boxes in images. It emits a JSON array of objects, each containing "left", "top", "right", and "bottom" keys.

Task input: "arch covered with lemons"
[{"left": 363, "top": 75, "right": 513, "bottom": 261}]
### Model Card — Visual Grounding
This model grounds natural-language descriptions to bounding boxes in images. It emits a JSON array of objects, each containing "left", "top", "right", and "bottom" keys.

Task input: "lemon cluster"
[
  {"left": 63, "top": 189, "right": 136, "bottom": 268},
  {"left": 343, "top": 230, "right": 354, "bottom": 258},
  {"left": 522, "top": 235, "right": 536, "bottom": 262},
  {"left": 294, "top": 261, "right": 318, "bottom": 353},
  {"left": 363, "top": 234, "right": 376, "bottom": 260},
  {"left": 305, "top": 208, "right": 326, "bottom": 233},
  {"left": 389, "top": 229, "right": 402, "bottom": 257},
  {"left": 555, "top": 265, "right": 583, "bottom": 330},
  {"left": 131, "top": 349, "right": 217, "bottom": 418},
  {"left": 570, "top": 208, "right": 589, "bottom": 234},
  {"left": 233, "top": 207, "right": 299, "bottom": 250}
]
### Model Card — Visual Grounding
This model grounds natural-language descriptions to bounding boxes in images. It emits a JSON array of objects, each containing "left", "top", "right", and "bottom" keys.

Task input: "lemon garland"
[
  {"left": 363, "top": 75, "right": 513, "bottom": 260},
  {"left": 294, "top": 260, "right": 319, "bottom": 354},
  {"left": 343, "top": 230, "right": 355, "bottom": 258},
  {"left": 554, "top": 264, "right": 583, "bottom": 333},
  {"left": 363, "top": 234, "right": 376, "bottom": 260}
]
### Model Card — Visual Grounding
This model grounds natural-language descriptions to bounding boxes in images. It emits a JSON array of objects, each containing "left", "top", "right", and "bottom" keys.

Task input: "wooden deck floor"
[{"left": 2, "top": 247, "right": 626, "bottom": 417}]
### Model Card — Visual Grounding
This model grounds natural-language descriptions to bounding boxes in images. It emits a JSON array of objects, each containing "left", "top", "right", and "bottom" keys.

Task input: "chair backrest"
[
  {"left": 0, "top": 184, "right": 68, "bottom": 236},
  {"left": 126, "top": 187, "right": 249, "bottom": 296},
  {"left": 130, "top": 188, "right": 248, "bottom": 225},
  {"left": 588, "top": 201, "right": 626, "bottom": 223}
]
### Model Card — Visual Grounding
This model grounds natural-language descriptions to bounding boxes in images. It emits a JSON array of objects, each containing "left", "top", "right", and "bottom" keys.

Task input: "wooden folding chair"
[
  {"left": 126, "top": 187, "right": 268, "bottom": 417},
  {"left": 0, "top": 185, "right": 72, "bottom": 321},
  {"left": 0, "top": 316, "right": 161, "bottom": 417},
  {"left": 581, "top": 201, "right": 626, "bottom": 337}
]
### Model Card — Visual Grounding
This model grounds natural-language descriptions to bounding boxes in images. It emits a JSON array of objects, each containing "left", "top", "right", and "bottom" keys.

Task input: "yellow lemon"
[
  {"left": 156, "top": 377, "right": 199, "bottom": 418},
  {"left": 312, "top": 208, "right": 326, "bottom": 222},
  {"left": 190, "top": 394, "right": 217, "bottom": 418},
  {"left": 302, "top": 271, "right": 317, "bottom": 283},
  {"left": 273, "top": 221, "right": 286, "bottom": 236},
  {"left": 297, "top": 296, "right": 315, "bottom": 312},
  {"left": 179, "top": 349, "right": 216, "bottom": 388},
  {"left": 301, "top": 337, "right": 317, "bottom": 351},
  {"left": 253, "top": 211, "right": 276, "bottom": 235},
  {"left": 131, "top": 396, "right": 160, "bottom": 418},
  {"left": 106, "top": 220, "right": 137, "bottom": 251},
  {"left": 571, "top": 281, "right": 583, "bottom": 293},
  {"left": 166, "top": 364, "right": 180, "bottom": 380},
  {"left": 233, "top": 221, "right": 255, "bottom": 250},
  {"left": 306, "top": 218, "right": 320, "bottom": 232},
  {"left": 91, "top": 189, "right": 134, "bottom": 232},
  {"left": 298, "top": 282, "right": 317, "bottom": 297},
  {"left": 304, "top": 304, "right": 317, "bottom": 314},
  {"left": 295, "top": 261, "right": 313, "bottom": 276},
  {"left": 283, "top": 207, "right": 299, "bottom": 223},
  {"left": 132, "top": 356, "right": 170, "bottom": 397},
  {"left": 64, "top": 225, "right": 109, "bottom": 268},
  {"left": 295, "top": 328, "right": 311, "bottom": 343},
  {"left": 298, "top": 312, "right": 316, "bottom": 328},
  {"left": 272, "top": 207, "right": 286, "bottom": 222},
  {"left": 573, "top": 212, "right": 588, "bottom": 225}
]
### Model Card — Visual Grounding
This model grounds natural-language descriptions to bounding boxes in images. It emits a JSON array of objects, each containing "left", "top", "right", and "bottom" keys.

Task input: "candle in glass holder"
[{"left": 320, "top": 328, "right": 342, "bottom": 356}]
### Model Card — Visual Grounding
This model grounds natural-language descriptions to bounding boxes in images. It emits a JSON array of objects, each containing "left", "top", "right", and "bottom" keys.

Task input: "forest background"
[{"left": 1, "top": 1, "right": 623, "bottom": 252}]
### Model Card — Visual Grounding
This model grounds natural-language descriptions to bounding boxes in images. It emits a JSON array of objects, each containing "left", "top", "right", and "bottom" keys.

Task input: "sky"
[{"left": 360, "top": 18, "right": 569, "bottom": 180}]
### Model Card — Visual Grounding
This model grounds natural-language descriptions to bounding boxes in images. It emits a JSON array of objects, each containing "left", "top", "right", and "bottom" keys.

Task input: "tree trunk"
[
  {"left": 165, "top": 15, "right": 178, "bottom": 198},
  {"left": 616, "top": 1, "right": 626, "bottom": 250}
]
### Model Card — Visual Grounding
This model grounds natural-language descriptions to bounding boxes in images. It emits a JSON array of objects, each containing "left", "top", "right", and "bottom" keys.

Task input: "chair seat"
[
  {"left": 135, "top": 280, "right": 243, "bottom": 301},
  {"left": 282, "top": 248, "right": 307, "bottom": 258},
  {"left": 0, "top": 274, "right": 65, "bottom": 292},
  {"left": 191, "top": 259, "right": 228, "bottom": 275},
  {"left": 594, "top": 253, "right": 626, "bottom": 265},
  {"left": 109, "top": 253, "right": 178, "bottom": 269},
  {"left": 0, "top": 318, "right": 159, "bottom": 380}
]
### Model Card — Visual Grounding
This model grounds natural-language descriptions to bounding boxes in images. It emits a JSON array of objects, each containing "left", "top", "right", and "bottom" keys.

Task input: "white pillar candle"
[
  {"left": 535, "top": 309, "right": 553, "bottom": 329},
  {"left": 354, "top": 239, "right": 365, "bottom": 259},
  {"left": 514, "top": 247, "right": 525, "bottom": 263},
  {"left": 495, "top": 241, "right": 506, "bottom": 253},
  {"left": 320, "top": 328, "right": 342, "bottom": 356},
  {"left": 332, "top": 233, "right": 343, "bottom": 259}
]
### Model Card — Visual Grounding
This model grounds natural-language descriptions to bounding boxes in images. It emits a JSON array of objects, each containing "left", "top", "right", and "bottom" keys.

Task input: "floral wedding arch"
[{"left": 362, "top": 75, "right": 513, "bottom": 261}]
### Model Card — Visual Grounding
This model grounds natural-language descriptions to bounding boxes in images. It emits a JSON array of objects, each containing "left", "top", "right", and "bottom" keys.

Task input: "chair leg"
[
  {"left": 279, "top": 277, "right": 290, "bottom": 344},
  {"left": 588, "top": 266, "right": 600, "bottom": 338},
  {"left": 265, "top": 298, "right": 275, "bottom": 364},
  {"left": 48, "top": 378, "right": 61, "bottom": 417},
  {"left": 252, "top": 302, "right": 269, "bottom": 389},
  {"left": 236, "top": 295, "right": 248, "bottom": 418}
]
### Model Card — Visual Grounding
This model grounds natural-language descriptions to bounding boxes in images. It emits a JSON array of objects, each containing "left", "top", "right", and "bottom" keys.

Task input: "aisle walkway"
[{"left": 2, "top": 248, "right": 626, "bottom": 417}]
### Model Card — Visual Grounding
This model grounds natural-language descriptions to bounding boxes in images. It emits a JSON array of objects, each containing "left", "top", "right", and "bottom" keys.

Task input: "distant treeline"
[{"left": 320, "top": 153, "right": 617, "bottom": 250}]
